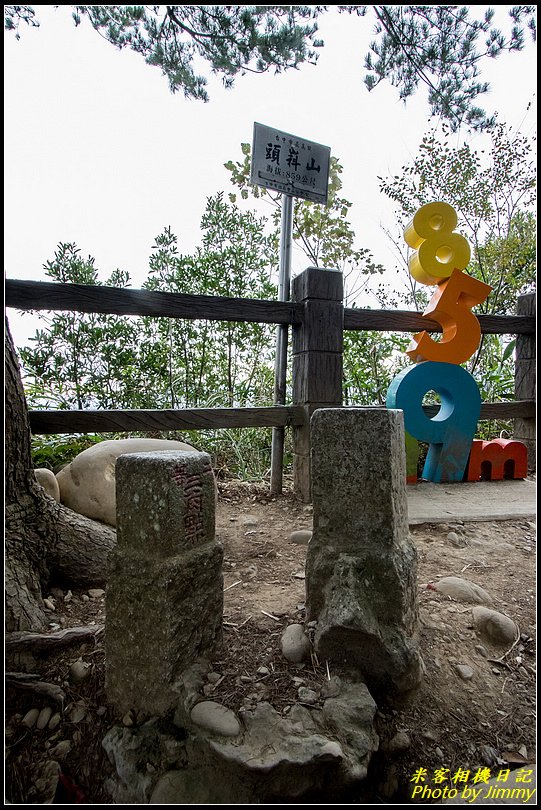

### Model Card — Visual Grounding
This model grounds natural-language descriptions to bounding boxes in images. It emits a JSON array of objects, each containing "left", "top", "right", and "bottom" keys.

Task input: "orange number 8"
[{"left": 404, "top": 201, "right": 471, "bottom": 285}]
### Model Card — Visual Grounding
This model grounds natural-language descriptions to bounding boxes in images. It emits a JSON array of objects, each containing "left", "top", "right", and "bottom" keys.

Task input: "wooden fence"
[{"left": 6, "top": 269, "right": 536, "bottom": 501}]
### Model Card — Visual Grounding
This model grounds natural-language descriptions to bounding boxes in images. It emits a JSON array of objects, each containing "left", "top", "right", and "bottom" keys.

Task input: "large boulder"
[{"left": 56, "top": 438, "right": 200, "bottom": 526}]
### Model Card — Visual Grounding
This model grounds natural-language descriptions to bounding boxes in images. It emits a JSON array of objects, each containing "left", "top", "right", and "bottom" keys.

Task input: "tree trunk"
[{"left": 5, "top": 318, "right": 116, "bottom": 633}]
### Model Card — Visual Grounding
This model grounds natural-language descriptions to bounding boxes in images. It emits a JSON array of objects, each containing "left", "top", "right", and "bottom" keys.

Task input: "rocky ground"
[{"left": 4, "top": 479, "right": 536, "bottom": 804}]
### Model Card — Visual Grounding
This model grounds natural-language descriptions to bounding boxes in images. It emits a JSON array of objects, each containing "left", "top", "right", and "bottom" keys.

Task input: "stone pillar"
[
  {"left": 306, "top": 408, "right": 422, "bottom": 699},
  {"left": 514, "top": 293, "right": 536, "bottom": 471},
  {"left": 291, "top": 267, "right": 344, "bottom": 502},
  {"left": 106, "top": 451, "right": 223, "bottom": 716}
]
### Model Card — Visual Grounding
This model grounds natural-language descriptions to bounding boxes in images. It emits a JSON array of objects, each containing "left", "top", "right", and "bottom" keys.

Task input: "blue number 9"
[{"left": 386, "top": 362, "right": 480, "bottom": 483}]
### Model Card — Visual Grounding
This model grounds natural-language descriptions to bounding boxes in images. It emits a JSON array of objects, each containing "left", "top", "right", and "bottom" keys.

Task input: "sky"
[{"left": 4, "top": 5, "right": 537, "bottom": 348}]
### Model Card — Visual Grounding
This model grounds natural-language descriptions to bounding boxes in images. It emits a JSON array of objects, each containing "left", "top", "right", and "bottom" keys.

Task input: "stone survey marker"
[
  {"left": 306, "top": 408, "right": 422, "bottom": 697},
  {"left": 106, "top": 451, "right": 223, "bottom": 716}
]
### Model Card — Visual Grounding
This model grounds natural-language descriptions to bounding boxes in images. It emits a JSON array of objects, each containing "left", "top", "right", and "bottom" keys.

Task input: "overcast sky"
[{"left": 4, "top": 5, "right": 537, "bottom": 347}]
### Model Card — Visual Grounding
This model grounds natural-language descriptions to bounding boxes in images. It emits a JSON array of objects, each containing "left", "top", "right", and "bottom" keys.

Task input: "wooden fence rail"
[{"left": 5, "top": 274, "right": 536, "bottom": 499}]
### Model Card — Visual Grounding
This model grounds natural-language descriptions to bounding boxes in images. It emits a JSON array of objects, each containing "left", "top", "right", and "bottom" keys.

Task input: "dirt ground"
[{"left": 5, "top": 480, "right": 537, "bottom": 804}]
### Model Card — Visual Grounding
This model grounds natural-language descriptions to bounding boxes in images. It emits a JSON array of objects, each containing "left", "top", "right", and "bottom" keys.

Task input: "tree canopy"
[{"left": 5, "top": 4, "right": 536, "bottom": 130}]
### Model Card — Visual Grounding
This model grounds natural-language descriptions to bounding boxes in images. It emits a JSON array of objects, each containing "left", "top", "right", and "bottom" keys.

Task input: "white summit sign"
[{"left": 250, "top": 122, "right": 331, "bottom": 205}]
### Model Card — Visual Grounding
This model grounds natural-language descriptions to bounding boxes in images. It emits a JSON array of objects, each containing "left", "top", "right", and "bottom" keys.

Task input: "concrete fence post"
[
  {"left": 514, "top": 293, "right": 536, "bottom": 471},
  {"left": 291, "top": 267, "right": 344, "bottom": 502}
]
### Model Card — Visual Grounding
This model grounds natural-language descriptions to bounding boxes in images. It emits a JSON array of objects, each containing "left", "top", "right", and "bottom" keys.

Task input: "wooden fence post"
[
  {"left": 292, "top": 267, "right": 344, "bottom": 501},
  {"left": 514, "top": 292, "right": 536, "bottom": 471}
]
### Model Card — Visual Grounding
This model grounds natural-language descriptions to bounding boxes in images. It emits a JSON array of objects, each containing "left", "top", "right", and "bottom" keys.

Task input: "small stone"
[
  {"left": 202, "top": 683, "right": 214, "bottom": 696},
  {"left": 435, "top": 576, "right": 493, "bottom": 605},
  {"left": 43, "top": 598, "right": 55, "bottom": 611},
  {"left": 385, "top": 731, "right": 411, "bottom": 754},
  {"left": 122, "top": 711, "right": 135, "bottom": 727},
  {"left": 492, "top": 668, "right": 501, "bottom": 676},
  {"left": 96, "top": 706, "right": 107, "bottom": 716},
  {"left": 21, "top": 708, "right": 40, "bottom": 729},
  {"left": 81, "top": 594, "right": 90, "bottom": 603},
  {"left": 48, "top": 740, "right": 71, "bottom": 759},
  {"left": 290, "top": 529, "right": 312, "bottom": 545},
  {"left": 472, "top": 607, "right": 519, "bottom": 646},
  {"left": 207, "top": 672, "right": 222, "bottom": 684},
  {"left": 281, "top": 623, "right": 311, "bottom": 663},
  {"left": 475, "top": 644, "right": 488, "bottom": 657},
  {"left": 63, "top": 590, "right": 73, "bottom": 603},
  {"left": 297, "top": 687, "right": 319, "bottom": 705},
  {"left": 421, "top": 729, "right": 438, "bottom": 742},
  {"left": 48, "top": 713, "right": 62, "bottom": 731},
  {"left": 435, "top": 747, "right": 445, "bottom": 760},
  {"left": 455, "top": 664, "right": 474, "bottom": 681},
  {"left": 70, "top": 658, "right": 91, "bottom": 684},
  {"left": 34, "top": 760, "right": 60, "bottom": 803},
  {"left": 88, "top": 588, "right": 105, "bottom": 599},
  {"left": 256, "top": 666, "right": 270, "bottom": 678},
  {"left": 36, "top": 707, "right": 53, "bottom": 730},
  {"left": 239, "top": 675, "right": 253, "bottom": 684},
  {"left": 69, "top": 704, "right": 87, "bottom": 723},
  {"left": 190, "top": 701, "right": 241, "bottom": 737},
  {"left": 447, "top": 531, "right": 466, "bottom": 548},
  {"left": 480, "top": 744, "right": 505, "bottom": 767}
]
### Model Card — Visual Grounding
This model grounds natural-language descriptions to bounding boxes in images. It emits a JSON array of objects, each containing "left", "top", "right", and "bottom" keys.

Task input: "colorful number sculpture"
[
  {"left": 404, "top": 201, "right": 471, "bottom": 286},
  {"left": 386, "top": 361, "right": 481, "bottom": 483},
  {"left": 465, "top": 439, "right": 528, "bottom": 481},
  {"left": 406, "top": 269, "right": 492, "bottom": 364}
]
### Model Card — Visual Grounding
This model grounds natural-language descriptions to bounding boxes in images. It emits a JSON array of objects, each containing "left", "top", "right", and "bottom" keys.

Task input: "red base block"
[{"left": 465, "top": 439, "right": 528, "bottom": 482}]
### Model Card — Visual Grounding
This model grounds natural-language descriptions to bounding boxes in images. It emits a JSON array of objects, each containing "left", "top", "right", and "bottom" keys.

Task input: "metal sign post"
[
  {"left": 270, "top": 193, "right": 293, "bottom": 494},
  {"left": 250, "top": 123, "right": 331, "bottom": 494}
]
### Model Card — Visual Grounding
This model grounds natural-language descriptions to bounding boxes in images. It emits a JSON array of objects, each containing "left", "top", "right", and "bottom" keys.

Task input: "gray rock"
[
  {"left": 290, "top": 529, "right": 312, "bottom": 545},
  {"left": 149, "top": 768, "right": 249, "bottom": 805},
  {"left": 34, "top": 468, "right": 60, "bottom": 501},
  {"left": 36, "top": 707, "right": 53, "bottom": 730},
  {"left": 434, "top": 576, "right": 494, "bottom": 605},
  {"left": 209, "top": 701, "right": 347, "bottom": 798},
  {"left": 384, "top": 731, "right": 411, "bottom": 754},
  {"left": 190, "top": 701, "right": 241, "bottom": 737},
  {"left": 297, "top": 687, "right": 318, "bottom": 705},
  {"left": 472, "top": 607, "right": 519, "bottom": 646},
  {"left": 33, "top": 760, "right": 60, "bottom": 804},
  {"left": 320, "top": 675, "right": 342, "bottom": 699},
  {"left": 281, "top": 624, "right": 311, "bottom": 663},
  {"left": 56, "top": 438, "right": 200, "bottom": 526},
  {"left": 70, "top": 658, "right": 91, "bottom": 683},
  {"left": 447, "top": 531, "right": 466, "bottom": 547},
  {"left": 454, "top": 664, "right": 474, "bottom": 680},
  {"left": 69, "top": 703, "right": 87, "bottom": 723},
  {"left": 21, "top": 708, "right": 40, "bottom": 729},
  {"left": 48, "top": 740, "right": 71, "bottom": 759},
  {"left": 48, "top": 712, "right": 62, "bottom": 731},
  {"left": 102, "top": 723, "right": 186, "bottom": 804},
  {"left": 317, "top": 682, "right": 379, "bottom": 783}
]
